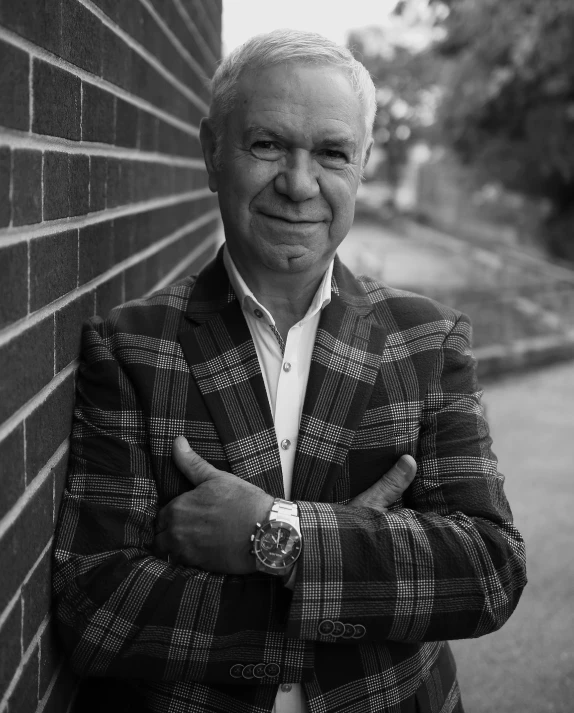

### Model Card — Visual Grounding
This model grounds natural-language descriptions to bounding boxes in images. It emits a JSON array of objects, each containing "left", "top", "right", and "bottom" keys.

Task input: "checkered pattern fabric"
[{"left": 53, "top": 249, "right": 526, "bottom": 713}]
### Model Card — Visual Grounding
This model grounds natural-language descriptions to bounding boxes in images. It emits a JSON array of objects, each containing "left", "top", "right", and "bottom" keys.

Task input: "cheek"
[{"left": 324, "top": 180, "right": 357, "bottom": 233}]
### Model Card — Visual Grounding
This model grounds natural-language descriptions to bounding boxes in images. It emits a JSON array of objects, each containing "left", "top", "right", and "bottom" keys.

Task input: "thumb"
[
  {"left": 374, "top": 455, "right": 417, "bottom": 508},
  {"left": 172, "top": 436, "right": 222, "bottom": 485}
]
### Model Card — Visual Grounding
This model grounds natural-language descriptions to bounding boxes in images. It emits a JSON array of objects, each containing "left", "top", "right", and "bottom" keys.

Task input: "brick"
[
  {"left": 115, "top": 98, "right": 138, "bottom": 148},
  {"left": 55, "top": 291, "right": 94, "bottom": 371},
  {"left": 117, "top": 160, "right": 135, "bottom": 206},
  {"left": 79, "top": 221, "right": 114, "bottom": 284},
  {"left": 0, "top": 599, "right": 22, "bottom": 700},
  {"left": 0, "top": 41, "right": 29, "bottom": 130},
  {"left": 25, "top": 372, "right": 75, "bottom": 483},
  {"left": 12, "top": 149, "right": 42, "bottom": 226},
  {"left": 39, "top": 620, "right": 62, "bottom": 700},
  {"left": 112, "top": 214, "right": 136, "bottom": 263},
  {"left": 0, "top": 242, "right": 27, "bottom": 328},
  {"left": 137, "top": 110, "right": 158, "bottom": 152},
  {"left": 90, "top": 0, "right": 115, "bottom": 17},
  {"left": 0, "top": 425, "right": 25, "bottom": 518},
  {"left": 0, "top": 146, "right": 10, "bottom": 228},
  {"left": 52, "top": 450, "right": 69, "bottom": 523},
  {"left": 101, "top": 27, "right": 132, "bottom": 91},
  {"left": 42, "top": 662, "right": 77, "bottom": 713},
  {"left": 43, "top": 152, "right": 70, "bottom": 221},
  {"left": 89, "top": 156, "right": 107, "bottom": 212},
  {"left": 82, "top": 83, "right": 115, "bottom": 144},
  {"left": 96, "top": 273, "right": 124, "bottom": 319},
  {"left": 124, "top": 259, "right": 148, "bottom": 301},
  {"left": 106, "top": 158, "right": 121, "bottom": 208},
  {"left": 33, "top": 60, "right": 81, "bottom": 141},
  {"left": 7, "top": 646, "right": 39, "bottom": 713},
  {"left": 0, "top": 317, "right": 54, "bottom": 424},
  {"left": 0, "top": 475, "right": 52, "bottom": 614},
  {"left": 69, "top": 154, "right": 90, "bottom": 217},
  {"left": 61, "top": 0, "right": 102, "bottom": 75},
  {"left": 0, "top": 0, "right": 61, "bottom": 55},
  {"left": 39, "top": 620, "right": 60, "bottom": 700},
  {"left": 30, "top": 230, "right": 78, "bottom": 311},
  {"left": 22, "top": 549, "right": 51, "bottom": 649}
]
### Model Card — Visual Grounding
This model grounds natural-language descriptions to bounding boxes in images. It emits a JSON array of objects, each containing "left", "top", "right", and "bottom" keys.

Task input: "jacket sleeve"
[
  {"left": 52, "top": 319, "right": 309, "bottom": 683},
  {"left": 286, "top": 313, "right": 527, "bottom": 644}
]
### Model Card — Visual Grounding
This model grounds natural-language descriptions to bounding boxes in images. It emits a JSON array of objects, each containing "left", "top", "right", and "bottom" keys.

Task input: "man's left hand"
[{"left": 154, "top": 436, "right": 273, "bottom": 574}]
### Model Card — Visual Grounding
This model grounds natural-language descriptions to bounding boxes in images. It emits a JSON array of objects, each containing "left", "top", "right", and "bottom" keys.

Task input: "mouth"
[{"left": 260, "top": 212, "right": 322, "bottom": 225}]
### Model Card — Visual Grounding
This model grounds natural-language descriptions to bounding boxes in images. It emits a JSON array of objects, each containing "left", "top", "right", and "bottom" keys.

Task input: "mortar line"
[
  {"left": 139, "top": 0, "right": 213, "bottom": 82},
  {"left": 0, "top": 186, "right": 213, "bottom": 245},
  {"left": 77, "top": 0, "right": 210, "bottom": 112},
  {"left": 0, "top": 26, "right": 205, "bottom": 136},
  {"left": 0, "top": 126, "right": 203, "bottom": 163},
  {"left": 0, "top": 207, "right": 220, "bottom": 349}
]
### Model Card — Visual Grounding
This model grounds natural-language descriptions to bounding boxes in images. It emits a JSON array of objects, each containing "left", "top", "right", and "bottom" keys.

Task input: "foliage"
[
  {"left": 348, "top": 27, "right": 443, "bottom": 185},
  {"left": 424, "top": 0, "right": 574, "bottom": 259}
]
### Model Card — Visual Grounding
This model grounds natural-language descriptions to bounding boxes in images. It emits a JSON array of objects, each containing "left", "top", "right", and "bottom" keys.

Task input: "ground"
[
  {"left": 341, "top": 219, "right": 574, "bottom": 712},
  {"left": 452, "top": 362, "right": 574, "bottom": 713}
]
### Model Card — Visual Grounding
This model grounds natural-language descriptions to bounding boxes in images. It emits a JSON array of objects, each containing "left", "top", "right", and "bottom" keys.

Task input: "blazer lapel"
[
  {"left": 177, "top": 250, "right": 285, "bottom": 498},
  {"left": 291, "top": 259, "right": 387, "bottom": 502}
]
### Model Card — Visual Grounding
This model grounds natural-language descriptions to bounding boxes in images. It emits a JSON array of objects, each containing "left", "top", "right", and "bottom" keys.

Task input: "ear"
[
  {"left": 362, "top": 137, "right": 374, "bottom": 171},
  {"left": 199, "top": 117, "right": 219, "bottom": 193}
]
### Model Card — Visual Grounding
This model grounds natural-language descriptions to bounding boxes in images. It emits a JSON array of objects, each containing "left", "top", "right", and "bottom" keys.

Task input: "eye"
[
  {"left": 317, "top": 149, "right": 348, "bottom": 166},
  {"left": 251, "top": 141, "right": 283, "bottom": 160}
]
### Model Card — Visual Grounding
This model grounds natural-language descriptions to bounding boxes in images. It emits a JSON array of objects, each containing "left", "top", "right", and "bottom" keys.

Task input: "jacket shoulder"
[
  {"left": 357, "top": 276, "right": 465, "bottom": 331},
  {"left": 357, "top": 276, "right": 465, "bottom": 324},
  {"left": 90, "top": 275, "right": 198, "bottom": 342}
]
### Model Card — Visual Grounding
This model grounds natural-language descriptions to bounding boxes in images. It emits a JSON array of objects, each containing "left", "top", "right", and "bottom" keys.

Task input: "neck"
[{"left": 227, "top": 249, "right": 329, "bottom": 338}]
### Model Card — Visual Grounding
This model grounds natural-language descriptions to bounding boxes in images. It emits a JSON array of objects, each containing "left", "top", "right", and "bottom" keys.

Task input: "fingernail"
[
  {"left": 396, "top": 456, "right": 410, "bottom": 474},
  {"left": 175, "top": 436, "right": 191, "bottom": 452}
]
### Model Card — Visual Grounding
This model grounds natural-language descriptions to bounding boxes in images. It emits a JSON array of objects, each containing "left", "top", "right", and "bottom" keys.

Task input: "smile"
[{"left": 260, "top": 213, "right": 322, "bottom": 224}]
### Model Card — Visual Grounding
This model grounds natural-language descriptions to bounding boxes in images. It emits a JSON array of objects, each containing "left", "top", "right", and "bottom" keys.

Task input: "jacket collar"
[{"left": 179, "top": 246, "right": 386, "bottom": 501}]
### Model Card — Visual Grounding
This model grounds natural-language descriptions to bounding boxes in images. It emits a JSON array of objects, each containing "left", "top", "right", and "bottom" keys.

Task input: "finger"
[
  {"left": 374, "top": 455, "right": 417, "bottom": 507},
  {"left": 155, "top": 505, "right": 170, "bottom": 534},
  {"left": 153, "top": 531, "right": 171, "bottom": 559},
  {"left": 172, "top": 437, "right": 222, "bottom": 485}
]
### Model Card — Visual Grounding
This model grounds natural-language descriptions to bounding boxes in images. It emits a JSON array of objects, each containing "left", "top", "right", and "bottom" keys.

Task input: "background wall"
[{"left": 0, "top": 1, "right": 222, "bottom": 710}]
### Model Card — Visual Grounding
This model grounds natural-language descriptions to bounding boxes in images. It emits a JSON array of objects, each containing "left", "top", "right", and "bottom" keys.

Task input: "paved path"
[
  {"left": 340, "top": 220, "right": 500, "bottom": 293},
  {"left": 451, "top": 362, "right": 574, "bottom": 713},
  {"left": 341, "top": 222, "right": 574, "bottom": 711}
]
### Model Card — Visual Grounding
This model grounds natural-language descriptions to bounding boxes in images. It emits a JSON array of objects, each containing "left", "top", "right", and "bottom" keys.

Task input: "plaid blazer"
[{"left": 53, "top": 249, "right": 526, "bottom": 713}]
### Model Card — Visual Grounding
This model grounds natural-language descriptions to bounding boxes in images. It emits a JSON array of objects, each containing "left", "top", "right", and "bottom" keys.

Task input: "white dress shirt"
[{"left": 223, "top": 246, "right": 333, "bottom": 713}]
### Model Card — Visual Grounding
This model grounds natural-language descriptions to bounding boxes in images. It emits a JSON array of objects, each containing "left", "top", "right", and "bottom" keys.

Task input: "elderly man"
[{"left": 54, "top": 29, "right": 526, "bottom": 713}]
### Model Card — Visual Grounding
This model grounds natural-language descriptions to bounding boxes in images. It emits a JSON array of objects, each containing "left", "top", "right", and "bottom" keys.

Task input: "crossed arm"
[{"left": 52, "top": 318, "right": 527, "bottom": 681}]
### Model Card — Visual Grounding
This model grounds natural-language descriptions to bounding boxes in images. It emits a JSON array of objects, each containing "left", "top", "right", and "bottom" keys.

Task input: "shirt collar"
[{"left": 223, "top": 244, "right": 333, "bottom": 327}]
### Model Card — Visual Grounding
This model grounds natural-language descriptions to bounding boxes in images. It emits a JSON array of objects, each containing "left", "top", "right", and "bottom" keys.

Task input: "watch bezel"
[{"left": 252, "top": 519, "right": 302, "bottom": 572}]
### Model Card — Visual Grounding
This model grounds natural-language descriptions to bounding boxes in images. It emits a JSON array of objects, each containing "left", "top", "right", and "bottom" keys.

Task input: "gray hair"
[{"left": 209, "top": 29, "right": 376, "bottom": 161}]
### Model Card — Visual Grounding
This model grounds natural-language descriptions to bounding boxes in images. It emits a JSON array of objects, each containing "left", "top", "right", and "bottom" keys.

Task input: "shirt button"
[
  {"left": 281, "top": 684, "right": 293, "bottom": 693},
  {"left": 254, "top": 308, "right": 263, "bottom": 318},
  {"left": 283, "top": 362, "right": 291, "bottom": 372},
  {"left": 280, "top": 439, "right": 291, "bottom": 450}
]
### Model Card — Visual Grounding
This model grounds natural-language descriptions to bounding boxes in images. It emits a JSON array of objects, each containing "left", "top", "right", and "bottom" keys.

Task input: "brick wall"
[{"left": 0, "top": 1, "right": 222, "bottom": 711}]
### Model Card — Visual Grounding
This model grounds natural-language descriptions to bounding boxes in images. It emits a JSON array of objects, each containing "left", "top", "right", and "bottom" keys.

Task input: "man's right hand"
[{"left": 349, "top": 455, "right": 417, "bottom": 512}]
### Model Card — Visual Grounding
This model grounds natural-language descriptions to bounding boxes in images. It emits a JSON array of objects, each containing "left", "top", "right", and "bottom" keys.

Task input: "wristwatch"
[{"left": 250, "top": 498, "right": 302, "bottom": 577}]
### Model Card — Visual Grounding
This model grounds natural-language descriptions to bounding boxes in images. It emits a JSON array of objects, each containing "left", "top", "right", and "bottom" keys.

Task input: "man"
[{"left": 54, "top": 30, "right": 526, "bottom": 713}]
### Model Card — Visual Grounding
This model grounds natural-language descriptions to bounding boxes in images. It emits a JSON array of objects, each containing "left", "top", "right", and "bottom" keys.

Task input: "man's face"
[{"left": 202, "top": 62, "right": 371, "bottom": 283}]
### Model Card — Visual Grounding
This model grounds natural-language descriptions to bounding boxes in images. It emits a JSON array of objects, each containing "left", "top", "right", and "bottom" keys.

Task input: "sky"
[{"left": 222, "top": 0, "right": 400, "bottom": 54}]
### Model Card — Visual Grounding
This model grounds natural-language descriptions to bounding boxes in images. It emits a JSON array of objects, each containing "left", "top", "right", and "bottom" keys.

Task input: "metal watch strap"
[{"left": 269, "top": 498, "right": 299, "bottom": 524}]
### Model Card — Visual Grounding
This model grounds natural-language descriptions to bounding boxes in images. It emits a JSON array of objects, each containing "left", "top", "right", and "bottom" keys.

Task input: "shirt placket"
[{"left": 273, "top": 322, "right": 302, "bottom": 501}]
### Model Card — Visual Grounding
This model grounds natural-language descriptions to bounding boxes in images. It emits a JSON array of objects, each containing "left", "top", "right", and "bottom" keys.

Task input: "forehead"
[{"left": 231, "top": 62, "right": 366, "bottom": 145}]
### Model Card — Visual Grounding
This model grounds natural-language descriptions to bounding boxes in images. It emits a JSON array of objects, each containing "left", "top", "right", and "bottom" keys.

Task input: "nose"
[{"left": 274, "top": 150, "right": 320, "bottom": 202}]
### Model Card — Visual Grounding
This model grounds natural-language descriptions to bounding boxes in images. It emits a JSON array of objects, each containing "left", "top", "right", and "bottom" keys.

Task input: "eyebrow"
[{"left": 243, "top": 126, "right": 358, "bottom": 152}]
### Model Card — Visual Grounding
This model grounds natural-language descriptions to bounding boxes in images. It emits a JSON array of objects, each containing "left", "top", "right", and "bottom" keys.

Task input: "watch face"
[{"left": 254, "top": 520, "right": 302, "bottom": 569}]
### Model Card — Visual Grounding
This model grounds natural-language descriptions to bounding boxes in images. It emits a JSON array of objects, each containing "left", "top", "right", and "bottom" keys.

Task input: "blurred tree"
[
  {"left": 399, "top": 0, "right": 574, "bottom": 260},
  {"left": 348, "top": 26, "right": 443, "bottom": 187}
]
